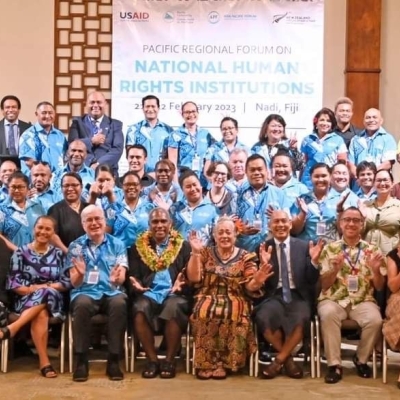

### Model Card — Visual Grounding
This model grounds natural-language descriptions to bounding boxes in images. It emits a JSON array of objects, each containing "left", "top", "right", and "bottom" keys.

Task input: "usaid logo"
[
  {"left": 119, "top": 12, "right": 150, "bottom": 20},
  {"left": 208, "top": 11, "right": 220, "bottom": 24}
]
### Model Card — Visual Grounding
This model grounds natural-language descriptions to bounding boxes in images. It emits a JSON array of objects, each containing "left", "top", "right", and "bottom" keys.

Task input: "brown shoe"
[
  {"left": 284, "top": 357, "right": 303, "bottom": 379},
  {"left": 261, "top": 359, "right": 283, "bottom": 379}
]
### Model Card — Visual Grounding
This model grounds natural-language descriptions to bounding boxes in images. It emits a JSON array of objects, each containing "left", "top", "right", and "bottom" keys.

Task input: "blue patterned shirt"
[
  {"left": 32, "top": 188, "right": 62, "bottom": 213},
  {"left": 349, "top": 128, "right": 397, "bottom": 167},
  {"left": 141, "top": 182, "right": 183, "bottom": 206},
  {"left": 0, "top": 199, "right": 45, "bottom": 246},
  {"left": 64, "top": 233, "right": 128, "bottom": 301},
  {"left": 125, "top": 119, "right": 173, "bottom": 172},
  {"left": 81, "top": 186, "right": 124, "bottom": 210},
  {"left": 236, "top": 182, "right": 291, "bottom": 251},
  {"left": 170, "top": 197, "right": 218, "bottom": 245},
  {"left": 278, "top": 177, "right": 309, "bottom": 209},
  {"left": 52, "top": 164, "right": 95, "bottom": 193},
  {"left": 204, "top": 140, "right": 249, "bottom": 163},
  {"left": 0, "top": 186, "right": 9, "bottom": 204},
  {"left": 19, "top": 122, "right": 67, "bottom": 175},
  {"left": 105, "top": 198, "right": 154, "bottom": 248},
  {"left": 300, "top": 132, "right": 347, "bottom": 189}
]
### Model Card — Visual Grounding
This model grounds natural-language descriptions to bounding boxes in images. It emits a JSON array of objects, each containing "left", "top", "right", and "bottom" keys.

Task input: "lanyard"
[
  {"left": 250, "top": 188, "right": 263, "bottom": 215},
  {"left": 188, "top": 132, "right": 197, "bottom": 153},
  {"left": 342, "top": 244, "right": 361, "bottom": 274},
  {"left": 87, "top": 242, "right": 104, "bottom": 268}
]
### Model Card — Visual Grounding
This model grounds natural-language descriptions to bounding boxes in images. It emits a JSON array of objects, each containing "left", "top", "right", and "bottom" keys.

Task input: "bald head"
[
  {"left": 364, "top": 108, "right": 383, "bottom": 134},
  {"left": 86, "top": 91, "right": 107, "bottom": 120},
  {"left": 269, "top": 209, "right": 292, "bottom": 241}
]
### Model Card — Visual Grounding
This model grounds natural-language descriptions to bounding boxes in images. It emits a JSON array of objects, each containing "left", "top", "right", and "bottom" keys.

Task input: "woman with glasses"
[
  {"left": 300, "top": 108, "right": 347, "bottom": 189},
  {"left": 251, "top": 114, "right": 303, "bottom": 177},
  {"left": 142, "top": 159, "right": 182, "bottom": 209},
  {"left": 359, "top": 169, "right": 400, "bottom": 256},
  {"left": 47, "top": 172, "right": 89, "bottom": 254},
  {"left": 168, "top": 101, "right": 216, "bottom": 189},
  {"left": 205, "top": 162, "right": 236, "bottom": 216},
  {"left": 0, "top": 172, "right": 45, "bottom": 251},
  {"left": 106, "top": 171, "right": 154, "bottom": 248},
  {"left": 203, "top": 117, "right": 249, "bottom": 180}
]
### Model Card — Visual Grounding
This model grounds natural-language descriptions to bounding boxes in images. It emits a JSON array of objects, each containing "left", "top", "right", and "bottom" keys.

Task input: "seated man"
[
  {"left": 68, "top": 91, "right": 123, "bottom": 176},
  {"left": 253, "top": 210, "right": 321, "bottom": 379},
  {"left": 64, "top": 205, "right": 128, "bottom": 382},
  {"left": 128, "top": 207, "right": 191, "bottom": 379},
  {"left": 52, "top": 139, "right": 95, "bottom": 193},
  {"left": 317, "top": 206, "right": 386, "bottom": 384}
]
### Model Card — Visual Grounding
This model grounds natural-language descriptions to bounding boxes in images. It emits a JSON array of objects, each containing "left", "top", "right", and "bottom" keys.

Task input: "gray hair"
[
  {"left": 81, "top": 204, "right": 104, "bottom": 221},
  {"left": 212, "top": 216, "right": 237, "bottom": 234}
]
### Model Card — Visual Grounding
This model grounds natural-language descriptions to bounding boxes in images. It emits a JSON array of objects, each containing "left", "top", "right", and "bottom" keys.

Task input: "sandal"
[
  {"left": 160, "top": 360, "right": 176, "bottom": 379},
  {"left": 261, "top": 358, "right": 283, "bottom": 379},
  {"left": 40, "top": 364, "right": 58, "bottom": 378},
  {"left": 284, "top": 357, "right": 303, "bottom": 379},
  {"left": 0, "top": 326, "right": 10, "bottom": 341},
  {"left": 142, "top": 361, "right": 160, "bottom": 379},
  {"left": 196, "top": 369, "right": 213, "bottom": 380}
]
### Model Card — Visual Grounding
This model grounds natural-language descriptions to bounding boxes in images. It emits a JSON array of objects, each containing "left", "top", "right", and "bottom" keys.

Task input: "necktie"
[
  {"left": 91, "top": 119, "right": 99, "bottom": 135},
  {"left": 279, "top": 242, "right": 292, "bottom": 303},
  {"left": 8, "top": 123, "right": 17, "bottom": 155}
]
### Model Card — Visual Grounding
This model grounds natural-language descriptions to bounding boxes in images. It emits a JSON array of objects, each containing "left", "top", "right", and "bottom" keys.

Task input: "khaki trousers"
[{"left": 317, "top": 299, "right": 382, "bottom": 366}]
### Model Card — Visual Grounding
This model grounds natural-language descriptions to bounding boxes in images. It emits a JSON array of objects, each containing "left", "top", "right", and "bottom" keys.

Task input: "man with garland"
[{"left": 128, "top": 207, "right": 191, "bottom": 379}]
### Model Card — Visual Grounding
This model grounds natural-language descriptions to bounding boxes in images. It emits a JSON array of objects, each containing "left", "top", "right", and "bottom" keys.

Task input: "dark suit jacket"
[
  {"left": 68, "top": 114, "right": 124, "bottom": 174},
  {"left": 0, "top": 118, "right": 31, "bottom": 155},
  {"left": 261, "top": 237, "right": 319, "bottom": 305}
]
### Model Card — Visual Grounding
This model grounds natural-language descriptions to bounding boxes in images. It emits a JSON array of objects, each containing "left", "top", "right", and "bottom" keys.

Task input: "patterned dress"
[
  {"left": 190, "top": 247, "right": 257, "bottom": 371},
  {"left": 6, "top": 245, "right": 68, "bottom": 320}
]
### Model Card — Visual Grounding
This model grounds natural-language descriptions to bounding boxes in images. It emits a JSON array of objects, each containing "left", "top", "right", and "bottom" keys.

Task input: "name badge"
[
  {"left": 316, "top": 221, "right": 326, "bottom": 236},
  {"left": 192, "top": 155, "right": 201, "bottom": 172},
  {"left": 87, "top": 268, "right": 100, "bottom": 285},
  {"left": 347, "top": 275, "right": 359, "bottom": 292},
  {"left": 253, "top": 214, "right": 262, "bottom": 230},
  {"left": 181, "top": 208, "right": 193, "bottom": 225}
]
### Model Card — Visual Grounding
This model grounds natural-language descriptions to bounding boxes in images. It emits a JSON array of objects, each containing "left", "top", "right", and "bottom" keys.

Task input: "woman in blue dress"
[
  {"left": 106, "top": 171, "right": 154, "bottom": 248},
  {"left": 300, "top": 108, "right": 347, "bottom": 189},
  {"left": 170, "top": 170, "right": 218, "bottom": 245},
  {"left": 251, "top": 114, "right": 304, "bottom": 176},
  {"left": 0, "top": 171, "right": 45, "bottom": 251},
  {"left": 168, "top": 101, "right": 216, "bottom": 189},
  {"left": 0, "top": 215, "right": 69, "bottom": 378}
]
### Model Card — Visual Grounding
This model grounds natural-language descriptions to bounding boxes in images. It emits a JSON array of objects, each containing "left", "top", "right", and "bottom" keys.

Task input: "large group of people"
[{"left": 0, "top": 92, "right": 400, "bottom": 389}]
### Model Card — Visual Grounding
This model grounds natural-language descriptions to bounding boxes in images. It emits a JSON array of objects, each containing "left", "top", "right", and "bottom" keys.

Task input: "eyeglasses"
[
  {"left": 123, "top": 182, "right": 141, "bottom": 188},
  {"left": 341, "top": 217, "right": 363, "bottom": 224},
  {"left": 375, "top": 179, "right": 391, "bottom": 183},
  {"left": 62, "top": 183, "right": 81, "bottom": 189},
  {"left": 156, "top": 169, "right": 171, "bottom": 173},
  {"left": 83, "top": 216, "right": 104, "bottom": 224},
  {"left": 9, "top": 185, "right": 27, "bottom": 191},
  {"left": 183, "top": 110, "right": 197, "bottom": 115},
  {"left": 213, "top": 171, "right": 227, "bottom": 177}
]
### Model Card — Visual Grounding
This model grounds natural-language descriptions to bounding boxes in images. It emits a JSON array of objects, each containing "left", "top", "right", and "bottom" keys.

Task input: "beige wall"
[{"left": 0, "top": 0, "right": 54, "bottom": 122}]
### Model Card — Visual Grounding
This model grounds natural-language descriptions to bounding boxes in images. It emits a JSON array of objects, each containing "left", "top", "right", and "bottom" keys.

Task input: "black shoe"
[
  {"left": 73, "top": 361, "right": 89, "bottom": 382},
  {"left": 353, "top": 354, "right": 372, "bottom": 378},
  {"left": 0, "top": 302, "right": 7, "bottom": 328},
  {"left": 106, "top": 361, "right": 124, "bottom": 381},
  {"left": 324, "top": 365, "right": 343, "bottom": 384}
]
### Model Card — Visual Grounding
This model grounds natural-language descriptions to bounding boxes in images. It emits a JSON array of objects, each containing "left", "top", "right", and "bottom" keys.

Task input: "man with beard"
[
  {"left": 226, "top": 148, "right": 248, "bottom": 193},
  {"left": 334, "top": 97, "right": 361, "bottom": 149},
  {"left": 68, "top": 91, "right": 123, "bottom": 176},
  {"left": 52, "top": 140, "right": 95, "bottom": 193}
]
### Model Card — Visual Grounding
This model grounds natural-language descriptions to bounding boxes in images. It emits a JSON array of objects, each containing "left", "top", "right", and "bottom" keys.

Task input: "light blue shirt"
[
  {"left": 0, "top": 186, "right": 9, "bottom": 204},
  {"left": 81, "top": 186, "right": 124, "bottom": 210},
  {"left": 32, "top": 187, "right": 63, "bottom": 213},
  {"left": 19, "top": 122, "right": 67, "bottom": 175},
  {"left": 225, "top": 178, "right": 247, "bottom": 194},
  {"left": 141, "top": 182, "right": 183, "bottom": 206},
  {"left": 236, "top": 182, "right": 291, "bottom": 252},
  {"left": 106, "top": 198, "right": 154, "bottom": 248},
  {"left": 251, "top": 139, "right": 296, "bottom": 169},
  {"left": 204, "top": 140, "right": 249, "bottom": 163},
  {"left": 278, "top": 177, "right": 309, "bottom": 209},
  {"left": 52, "top": 163, "right": 95, "bottom": 193},
  {"left": 170, "top": 197, "right": 218, "bottom": 245},
  {"left": 355, "top": 187, "right": 377, "bottom": 201},
  {"left": 0, "top": 199, "right": 45, "bottom": 246},
  {"left": 125, "top": 119, "right": 173, "bottom": 172},
  {"left": 64, "top": 233, "right": 128, "bottom": 301},
  {"left": 300, "top": 132, "right": 347, "bottom": 189},
  {"left": 349, "top": 127, "right": 397, "bottom": 167}
]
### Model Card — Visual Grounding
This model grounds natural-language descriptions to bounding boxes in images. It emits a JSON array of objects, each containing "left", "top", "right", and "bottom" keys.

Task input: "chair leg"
[
  {"left": 60, "top": 321, "right": 66, "bottom": 374},
  {"left": 1, "top": 340, "right": 5, "bottom": 372},
  {"left": 192, "top": 341, "right": 196, "bottom": 376},
  {"left": 382, "top": 338, "right": 387, "bottom": 384},
  {"left": 130, "top": 334, "right": 135, "bottom": 373},
  {"left": 310, "top": 321, "right": 316, "bottom": 378},
  {"left": 185, "top": 325, "right": 190, "bottom": 374},
  {"left": 124, "top": 330, "right": 129, "bottom": 373},
  {"left": 372, "top": 347, "right": 377, "bottom": 379},
  {"left": 68, "top": 314, "right": 73, "bottom": 374},
  {"left": 2, "top": 339, "right": 8, "bottom": 373},
  {"left": 315, "top": 317, "right": 321, "bottom": 378}
]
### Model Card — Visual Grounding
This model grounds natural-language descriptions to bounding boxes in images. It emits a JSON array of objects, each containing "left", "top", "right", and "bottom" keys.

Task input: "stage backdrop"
[{"left": 112, "top": 0, "right": 324, "bottom": 166}]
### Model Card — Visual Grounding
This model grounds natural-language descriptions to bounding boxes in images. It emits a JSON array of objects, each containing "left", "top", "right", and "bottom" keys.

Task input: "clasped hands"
[{"left": 129, "top": 272, "right": 185, "bottom": 294}]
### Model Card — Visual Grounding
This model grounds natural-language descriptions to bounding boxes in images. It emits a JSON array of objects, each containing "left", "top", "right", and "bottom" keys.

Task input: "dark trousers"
[{"left": 71, "top": 294, "right": 127, "bottom": 355}]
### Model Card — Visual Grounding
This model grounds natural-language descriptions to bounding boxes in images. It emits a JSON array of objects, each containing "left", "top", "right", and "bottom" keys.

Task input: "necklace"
[
  {"left": 209, "top": 188, "right": 226, "bottom": 206},
  {"left": 69, "top": 201, "right": 81, "bottom": 213},
  {"left": 32, "top": 242, "right": 49, "bottom": 255},
  {"left": 216, "top": 246, "right": 235, "bottom": 261}
]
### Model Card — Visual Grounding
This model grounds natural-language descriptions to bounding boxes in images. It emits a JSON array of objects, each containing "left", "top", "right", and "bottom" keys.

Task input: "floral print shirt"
[{"left": 318, "top": 239, "right": 387, "bottom": 308}]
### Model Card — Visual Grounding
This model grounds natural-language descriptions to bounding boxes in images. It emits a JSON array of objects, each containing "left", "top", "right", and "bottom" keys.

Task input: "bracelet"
[{"left": 190, "top": 252, "right": 202, "bottom": 256}]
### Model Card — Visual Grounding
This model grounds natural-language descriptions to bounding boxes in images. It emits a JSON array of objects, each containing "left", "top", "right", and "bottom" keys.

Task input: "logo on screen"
[
  {"left": 208, "top": 11, "right": 220, "bottom": 24},
  {"left": 119, "top": 12, "right": 150, "bottom": 20},
  {"left": 164, "top": 12, "right": 174, "bottom": 22},
  {"left": 272, "top": 12, "right": 288, "bottom": 23}
]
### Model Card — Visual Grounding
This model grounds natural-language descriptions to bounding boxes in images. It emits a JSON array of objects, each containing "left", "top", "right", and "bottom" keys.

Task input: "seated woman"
[
  {"left": 204, "top": 161, "right": 236, "bottom": 216},
  {"left": 106, "top": 171, "right": 154, "bottom": 248},
  {"left": 187, "top": 216, "right": 270, "bottom": 379},
  {"left": 0, "top": 216, "right": 69, "bottom": 378},
  {"left": 383, "top": 246, "right": 400, "bottom": 388}
]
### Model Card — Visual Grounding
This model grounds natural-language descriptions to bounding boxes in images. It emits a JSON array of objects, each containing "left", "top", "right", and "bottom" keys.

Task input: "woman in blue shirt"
[
  {"left": 170, "top": 170, "right": 218, "bottom": 245},
  {"left": 106, "top": 171, "right": 154, "bottom": 248},
  {"left": 300, "top": 108, "right": 347, "bottom": 189},
  {"left": 168, "top": 101, "right": 216, "bottom": 189}
]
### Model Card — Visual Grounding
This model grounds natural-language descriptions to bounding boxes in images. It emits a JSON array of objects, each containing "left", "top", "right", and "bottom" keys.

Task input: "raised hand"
[
  {"left": 367, "top": 251, "right": 384, "bottom": 274},
  {"left": 110, "top": 264, "right": 125, "bottom": 285},
  {"left": 171, "top": 272, "right": 186, "bottom": 294},
  {"left": 72, "top": 256, "right": 86, "bottom": 276},
  {"left": 101, "top": 181, "right": 114, "bottom": 197},
  {"left": 259, "top": 244, "right": 273, "bottom": 266},
  {"left": 91, "top": 132, "right": 105, "bottom": 145},
  {"left": 337, "top": 192, "right": 350, "bottom": 212},
  {"left": 253, "top": 262, "right": 274, "bottom": 285},
  {"left": 330, "top": 254, "right": 344, "bottom": 274},
  {"left": 309, "top": 239, "right": 325, "bottom": 264},
  {"left": 289, "top": 132, "right": 298, "bottom": 148},
  {"left": 357, "top": 199, "right": 367, "bottom": 218},
  {"left": 297, "top": 197, "right": 308, "bottom": 214},
  {"left": 89, "top": 182, "right": 102, "bottom": 199},
  {"left": 265, "top": 205, "right": 275, "bottom": 218},
  {"left": 188, "top": 230, "right": 205, "bottom": 254},
  {"left": 129, "top": 276, "right": 149, "bottom": 293},
  {"left": 153, "top": 193, "right": 171, "bottom": 211}
]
